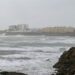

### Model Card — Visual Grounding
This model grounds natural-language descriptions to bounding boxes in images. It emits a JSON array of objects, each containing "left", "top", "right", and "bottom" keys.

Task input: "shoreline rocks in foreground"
[
  {"left": 0, "top": 71, "right": 27, "bottom": 75},
  {"left": 53, "top": 47, "right": 75, "bottom": 75}
]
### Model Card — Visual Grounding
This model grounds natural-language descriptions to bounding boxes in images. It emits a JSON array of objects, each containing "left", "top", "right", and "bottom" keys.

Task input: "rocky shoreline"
[
  {"left": 0, "top": 71, "right": 27, "bottom": 75},
  {"left": 53, "top": 47, "right": 75, "bottom": 75}
]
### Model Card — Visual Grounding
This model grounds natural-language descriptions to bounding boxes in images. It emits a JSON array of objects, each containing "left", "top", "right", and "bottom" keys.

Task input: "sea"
[{"left": 0, "top": 34, "right": 75, "bottom": 75}]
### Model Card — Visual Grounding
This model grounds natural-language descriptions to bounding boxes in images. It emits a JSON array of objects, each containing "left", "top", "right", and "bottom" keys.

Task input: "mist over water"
[{"left": 0, "top": 35, "right": 74, "bottom": 75}]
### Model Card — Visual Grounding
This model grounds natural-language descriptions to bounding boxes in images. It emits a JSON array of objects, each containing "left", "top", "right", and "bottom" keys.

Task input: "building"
[
  {"left": 8, "top": 24, "right": 29, "bottom": 32},
  {"left": 40, "top": 27, "right": 75, "bottom": 33},
  {"left": 16, "top": 24, "right": 29, "bottom": 32},
  {"left": 8, "top": 25, "right": 17, "bottom": 31}
]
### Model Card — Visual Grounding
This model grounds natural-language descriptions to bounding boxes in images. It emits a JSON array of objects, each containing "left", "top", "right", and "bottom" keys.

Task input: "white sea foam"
[{"left": 0, "top": 35, "right": 74, "bottom": 75}]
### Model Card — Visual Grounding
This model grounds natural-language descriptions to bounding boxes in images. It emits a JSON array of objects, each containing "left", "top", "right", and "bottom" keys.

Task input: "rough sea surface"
[{"left": 0, "top": 35, "right": 74, "bottom": 75}]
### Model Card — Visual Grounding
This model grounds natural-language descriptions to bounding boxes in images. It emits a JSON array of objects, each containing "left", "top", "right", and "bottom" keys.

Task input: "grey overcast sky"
[{"left": 0, "top": 0, "right": 75, "bottom": 29}]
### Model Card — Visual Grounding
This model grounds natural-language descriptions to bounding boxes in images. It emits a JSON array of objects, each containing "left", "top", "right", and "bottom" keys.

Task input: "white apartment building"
[
  {"left": 17, "top": 24, "right": 29, "bottom": 32},
  {"left": 8, "top": 24, "right": 29, "bottom": 32}
]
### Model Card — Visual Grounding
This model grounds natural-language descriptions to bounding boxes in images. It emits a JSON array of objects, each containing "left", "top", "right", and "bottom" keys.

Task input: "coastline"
[
  {"left": 53, "top": 47, "right": 75, "bottom": 75},
  {"left": 1, "top": 31, "right": 75, "bottom": 36}
]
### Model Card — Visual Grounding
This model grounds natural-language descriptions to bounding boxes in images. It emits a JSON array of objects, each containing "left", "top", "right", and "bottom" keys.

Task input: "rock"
[
  {"left": 53, "top": 47, "right": 75, "bottom": 75},
  {"left": 0, "top": 71, "right": 27, "bottom": 75}
]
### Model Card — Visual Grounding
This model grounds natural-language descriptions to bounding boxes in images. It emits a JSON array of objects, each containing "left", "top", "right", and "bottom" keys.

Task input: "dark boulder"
[
  {"left": 53, "top": 47, "right": 75, "bottom": 75},
  {"left": 0, "top": 71, "right": 27, "bottom": 75}
]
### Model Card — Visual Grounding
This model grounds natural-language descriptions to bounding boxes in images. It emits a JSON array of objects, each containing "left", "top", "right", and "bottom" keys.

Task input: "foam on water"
[{"left": 0, "top": 35, "right": 74, "bottom": 75}]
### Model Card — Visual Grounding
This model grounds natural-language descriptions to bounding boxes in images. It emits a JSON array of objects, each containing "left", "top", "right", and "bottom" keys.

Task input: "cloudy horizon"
[{"left": 0, "top": 0, "right": 75, "bottom": 30}]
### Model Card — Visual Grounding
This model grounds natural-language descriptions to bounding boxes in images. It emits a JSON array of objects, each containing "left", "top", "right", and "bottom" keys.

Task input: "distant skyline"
[{"left": 0, "top": 0, "right": 75, "bottom": 30}]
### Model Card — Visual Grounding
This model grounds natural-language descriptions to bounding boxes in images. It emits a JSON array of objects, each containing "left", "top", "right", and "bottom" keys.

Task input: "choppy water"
[{"left": 0, "top": 35, "right": 74, "bottom": 75}]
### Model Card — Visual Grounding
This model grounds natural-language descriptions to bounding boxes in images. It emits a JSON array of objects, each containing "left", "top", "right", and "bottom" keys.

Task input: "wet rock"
[
  {"left": 0, "top": 71, "right": 27, "bottom": 75},
  {"left": 53, "top": 47, "right": 75, "bottom": 75}
]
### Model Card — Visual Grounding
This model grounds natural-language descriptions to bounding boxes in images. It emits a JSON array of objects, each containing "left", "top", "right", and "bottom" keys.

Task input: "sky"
[{"left": 0, "top": 0, "right": 75, "bottom": 29}]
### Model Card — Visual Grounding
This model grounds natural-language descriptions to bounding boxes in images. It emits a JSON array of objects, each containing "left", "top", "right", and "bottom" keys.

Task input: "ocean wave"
[{"left": 0, "top": 35, "right": 74, "bottom": 75}]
